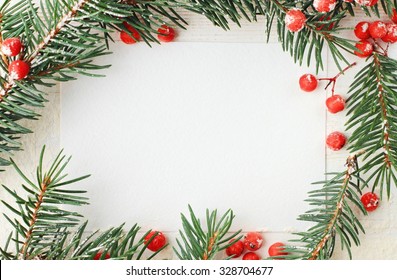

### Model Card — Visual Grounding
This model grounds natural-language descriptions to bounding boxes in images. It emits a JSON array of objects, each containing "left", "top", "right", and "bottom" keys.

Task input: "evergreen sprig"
[
  {"left": 1, "top": 0, "right": 397, "bottom": 260},
  {"left": 0, "top": 146, "right": 166, "bottom": 260},
  {"left": 177, "top": 0, "right": 358, "bottom": 71},
  {"left": 174, "top": 205, "right": 242, "bottom": 260},
  {"left": 346, "top": 53, "right": 397, "bottom": 198},
  {"left": 0, "top": 0, "right": 188, "bottom": 169},
  {"left": 283, "top": 153, "right": 367, "bottom": 260},
  {"left": 1, "top": 0, "right": 395, "bottom": 169}
]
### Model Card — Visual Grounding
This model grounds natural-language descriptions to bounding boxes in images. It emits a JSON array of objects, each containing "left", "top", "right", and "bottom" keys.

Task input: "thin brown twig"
[
  {"left": 203, "top": 231, "right": 218, "bottom": 260},
  {"left": 373, "top": 39, "right": 389, "bottom": 57},
  {"left": 19, "top": 176, "right": 52, "bottom": 259},
  {"left": 318, "top": 62, "right": 357, "bottom": 95},
  {"left": 373, "top": 54, "right": 392, "bottom": 168},
  {"left": 308, "top": 151, "right": 365, "bottom": 260},
  {"left": 28, "top": 61, "right": 80, "bottom": 79}
]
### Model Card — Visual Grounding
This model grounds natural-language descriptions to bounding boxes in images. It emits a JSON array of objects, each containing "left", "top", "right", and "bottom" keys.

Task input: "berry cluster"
[
  {"left": 298, "top": 67, "right": 351, "bottom": 151},
  {"left": 285, "top": 0, "right": 380, "bottom": 33},
  {"left": 120, "top": 22, "right": 176, "bottom": 44},
  {"left": 225, "top": 232, "right": 288, "bottom": 260},
  {"left": 1, "top": 37, "right": 30, "bottom": 81},
  {"left": 354, "top": 16, "right": 397, "bottom": 57}
]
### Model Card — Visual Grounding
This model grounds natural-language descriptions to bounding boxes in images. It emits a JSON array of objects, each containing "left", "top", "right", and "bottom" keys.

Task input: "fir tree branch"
[
  {"left": 346, "top": 53, "right": 397, "bottom": 197},
  {"left": 1, "top": 146, "right": 89, "bottom": 259},
  {"left": 0, "top": 146, "right": 166, "bottom": 260},
  {"left": 0, "top": 0, "right": 191, "bottom": 168},
  {"left": 374, "top": 55, "right": 393, "bottom": 169},
  {"left": 178, "top": 0, "right": 356, "bottom": 71},
  {"left": 308, "top": 152, "right": 363, "bottom": 260},
  {"left": 174, "top": 205, "right": 242, "bottom": 260},
  {"left": 27, "top": 0, "right": 88, "bottom": 64},
  {"left": 0, "top": 0, "right": 385, "bottom": 169},
  {"left": 284, "top": 152, "right": 367, "bottom": 260},
  {"left": 19, "top": 175, "right": 52, "bottom": 256}
]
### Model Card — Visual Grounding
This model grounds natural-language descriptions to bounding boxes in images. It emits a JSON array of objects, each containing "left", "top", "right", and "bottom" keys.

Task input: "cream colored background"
[{"left": 0, "top": 1, "right": 396, "bottom": 259}]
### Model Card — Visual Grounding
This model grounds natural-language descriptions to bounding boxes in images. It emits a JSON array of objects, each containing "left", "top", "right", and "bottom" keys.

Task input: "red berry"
[
  {"left": 361, "top": 192, "right": 379, "bottom": 212},
  {"left": 285, "top": 9, "right": 307, "bottom": 32},
  {"left": 392, "top": 9, "right": 397, "bottom": 24},
  {"left": 93, "top": 251, "right": 110, "bottom": 260},
  {"left": 1, "top": 37, "right": 22, "bottom": 56},
  {"left": 120, "top": 22, "right": 141, "bottom": 44},
  {"left": 326, "top": 94, "right": 345, "bottom": 114},
  {"left": 225, "top": 239, "right": 244, "bottom": 258},
  {"left": 158, "top": 25, "right": 176, "bottom": 43},
  {"left": 8, "top": 60, "right": 30, "bottom": 80},
  {"left": 313, "top": 0, "right": 337, "bottom": 13},
  {"left": 243, "top": 232, "right": 264, "bottom": 251},
  {"left": 369, "top": 21, "right": 387, "bottom": 39},
  {"left": 354, "top": 40, "right": 373, "bottom": 58},
  {"left": 381, "top": 23, "right": 397, "bottom": 43},
  {"left": 268, "top": 242, "right": 288, "bottom": 257},
  {"left": 354, "top": 22, "right": 371, "bottom": 40},
  {"left": 242, "top": 252, "right": 261, "bottom": 260},
  {"left": 355, "top": 0, "right": 378, "bottom": 6},
  {"left": 299, "top": 74, "right": 318, "bottom": 92},
  {"left": 326, "top": 132, "right": 347, "bottom": 151},
  {"left": 144, "top": 231, "right": 166, "bottom": 252}
]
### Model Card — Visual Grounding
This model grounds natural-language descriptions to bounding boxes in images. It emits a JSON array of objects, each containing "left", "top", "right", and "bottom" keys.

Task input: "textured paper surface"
[{"left": 61, "top": 43, "right": 326, "bottom": 231}]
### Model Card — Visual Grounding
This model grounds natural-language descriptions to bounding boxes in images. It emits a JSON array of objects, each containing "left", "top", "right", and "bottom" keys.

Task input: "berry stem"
[
  {"left": 318, "top": 62, "right": 357, "bottom": 95},
  {"left": 373, "top": 39, "right": 389, "bottom": 57},
  {"left": 309, "top": 150, "right": 365, "bottom": 260}
]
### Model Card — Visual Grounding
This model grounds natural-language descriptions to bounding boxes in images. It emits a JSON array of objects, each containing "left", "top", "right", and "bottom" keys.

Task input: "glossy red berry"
[
  {"left": 242, "top": 252, "right": 261, "bottom": 260},
  {"left": 354, "top": 40, "right": 373, "bottom": 58},
  {"left": 369, "top": 21, "right": 387, "bottom": 39},
  {"left": 225, "top": 240, "right": 244, "bottom": 258},
  {"left": 158, "top": 25, "right": 176, "bottom": 43},
  {"left": 313, "top": 0, "right": 337, "bottom": 13},
  {"left": 392, "top": 9, "right": 397, "bottom": 24},
  {"left": 299, "top": 74, "right": 318, "bottom": 92},
  {"left": 1, "top": 37, "right": 22, "bottom": 56},
  {"left": 243, "top": 232, "right": 264, "bottom": 251},
  {"left": 361, "top": 192, "right": 379, "bottom": 212},
  {"left": 326, "top": 132, "right": 347, "bottom": 151},
  {"left": 285, "top": 9, "right": 306, "bottom": 32},
  {"left": 93, "top": 251, "right": 110, "bottom": 260},
  {"left": 268, "top": 242, "right": 288, "bottom": 257},
  {"left": 354, "top": 22, "right": 371, "bottom": 40},
  {"left": 381, "top": 23, "right": 397, "bottom": 43},
  {"left": 326, "top": 95, "right": 345, "bottom": 114},
  {"left": 144, "top": 231, "right": 166, "bottom": 252},
  {"left": 8, "top": 60, "right": 30, "bottom": 80},
  {"left": 120, "top": 22, "right": 141, "bottom": 44}
]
